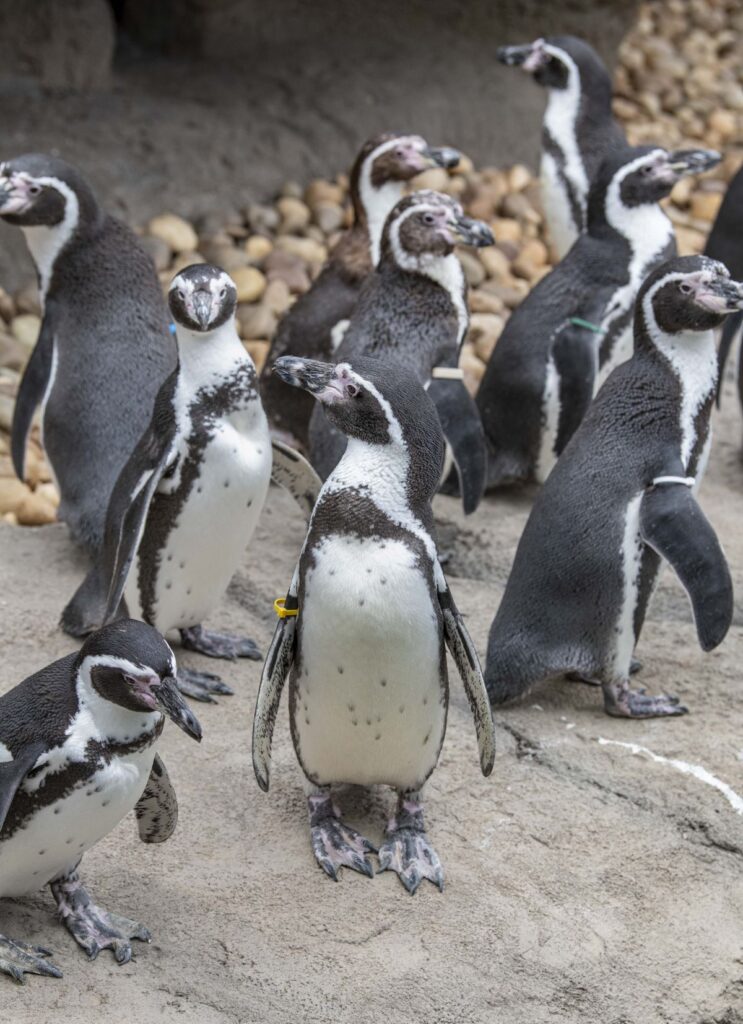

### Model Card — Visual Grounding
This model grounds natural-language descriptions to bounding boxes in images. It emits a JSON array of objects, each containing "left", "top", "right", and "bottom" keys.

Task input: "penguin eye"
[
  {"left": 678, "top": 282, "right": 693, "bottom": 295},
  {"left": 395, "top": 147, "right": 405, "bottom": 158},
  {"left": 177, "top": 289, "right": 186, "bottom": 301},
  {"left": 27, "top": 183, "right": 41, "bottom": 196},
  {"left": 422, "top": 212, "right": 436, "bottom": 226},
  {"left": 346, "top": 382, "right": 360, "bottom": 398},
  {"left": 219, "top": 287, "right": 226, "bottom": 299}
]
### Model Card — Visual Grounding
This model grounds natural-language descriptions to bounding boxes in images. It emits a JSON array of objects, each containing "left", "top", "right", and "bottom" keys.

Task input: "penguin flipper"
[
  {"left": 0, "top": 741, "right": 47, "bottom": 832},
  {"left": 640, "top": 482, "right": 733, "bottom": 651},
  {"left": 437, "top": 581, "right": 495, "bottom": 776},
  {"left": 252, "top": 591, "right": 298, "bottom": 792},
  {"left": 429, "top": 378, "right": 487, "bottom": 514},
  {"left": 716, "top": 310, "right": 743, "bottom": 407},
  {"left": 270, "top": 438, "right": 322, "bottom": 522},
  {"left": 552, "top": 320, "right": 598, "bottom": 456},
  {"left": 135, "top": 754, "right": 178, "bottom": 843},
  {"left": 101, "top": 373, "right": 179, "bottom": 622},
  {"left": 10, "top": 308, "right": 56, "bottom": 481}
]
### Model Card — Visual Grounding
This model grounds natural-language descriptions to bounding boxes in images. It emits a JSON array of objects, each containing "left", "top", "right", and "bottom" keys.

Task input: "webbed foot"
[
  {"left": 0, "top": 935, "right": 62, "bottom": 983},
  {"left": 180, "top": 624, "right": 262, "bottom": 661},
  {"left": 177, "top": 666, "right": 234, "bottom": 703},
  {"left": 377, "top": 797, "right": 444, "bottom": 894},
  {"left": 51, "top": 872, "right": 151, "bottom": 964},
  {"left": 603, "top": 681, "right": 687, "bottom": 718},
  {"left": 308, "top": 793, "right": 376, "bottom": 881}
]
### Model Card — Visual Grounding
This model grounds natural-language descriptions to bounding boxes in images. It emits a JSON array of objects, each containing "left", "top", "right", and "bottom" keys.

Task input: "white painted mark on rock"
[{"left": 598, "top": 737, "right": 743, "bottom": 815}]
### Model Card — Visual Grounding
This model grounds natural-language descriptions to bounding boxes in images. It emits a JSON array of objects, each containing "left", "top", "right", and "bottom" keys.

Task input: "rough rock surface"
[{"left": 2, "top": 368, "right": 743, "bottom": 1023}]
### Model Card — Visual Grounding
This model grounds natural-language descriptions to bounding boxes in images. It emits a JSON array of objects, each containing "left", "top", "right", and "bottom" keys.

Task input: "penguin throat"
[
  {"left": 21, "top": 181, "right": 80, "bottom": 306},
  {"left": 361, "top": 179, "right": 406, "bottom": 267},
  {"left": 542, "top": 58, "right": 588, "bottom": 202},
  {"left": 175, "top": 319, "right": 248, "bottom": 382}
]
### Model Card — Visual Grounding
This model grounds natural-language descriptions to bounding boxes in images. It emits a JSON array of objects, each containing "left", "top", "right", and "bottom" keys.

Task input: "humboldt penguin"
[
  {"left": 477, "top": 146, "right": 720, "bottom": 487},
  {"left": 484, "top": 256, "right": 739, "bottom": 718},
  {"left": 497, "top": 35, "right": 626, "bottom": 257},
  {"left": 307, "top": 190, "right": 494, "bottom": 512},
  {"left": 0, "top": 620, "right": 201, "bottom": 982},
  {"left": 260, "top": 134, "right": 460, "bottom": 450},
  {"left": 253, "top": 356, "right": 495, "bottom": 893}
]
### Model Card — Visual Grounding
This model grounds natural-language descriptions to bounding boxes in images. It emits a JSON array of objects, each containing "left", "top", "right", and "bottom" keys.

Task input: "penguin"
[
  {"left": 0, "top": 619, "right": 201, "bottom": 982},
  {"left": 484, "top": 256, "right": 740, "bottom": 718},
  {"left": 260, "top": 134, "right": 460, "bottom": 451},
  {"left": 0, "top": 155, "right": 176, "bottom": 635},
  {"left": 477, "top": 146, "right": 720, "bottom": 487},
  {"left": 705, "top": 163, "right": 743, "bottom": 424},
  {"left": 306, "top": 190, "right": 494, "bottom": 513},
  {"left": 90, "top": 264, "right": 321, "bottom": 702},
  {"left": 253, "top": 356, "right": 495, "bottom": 893},
  {"left": 497, "top": 35, "right": 626, "bottom": 258}
]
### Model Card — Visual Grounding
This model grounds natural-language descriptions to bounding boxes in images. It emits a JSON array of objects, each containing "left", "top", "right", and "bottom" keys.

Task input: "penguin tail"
[
  {"left": 486, "top": 450, "right": 531, "bottom": 490},
  {"left": 483, "top": 636, "right": 537, "bottom": 706},
  {"left": 60, "top": 562, "right": 110, "bottom": 638}
]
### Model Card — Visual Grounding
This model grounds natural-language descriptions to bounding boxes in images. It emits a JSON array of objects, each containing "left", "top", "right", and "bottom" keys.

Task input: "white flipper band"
[
  {"left": 431, "top": 367, "right": 465, "bottom": 380},
  {"left": 651, "top": 476, "right": 695, "bottom": 487}
]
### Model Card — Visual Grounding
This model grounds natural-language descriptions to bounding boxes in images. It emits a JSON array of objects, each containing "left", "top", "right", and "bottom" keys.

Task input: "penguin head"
[
  {"left": 0, "top": 153, "right": 97, "bottom": 228},
  {"left": 78, "top": 620, "right": 202, "bottom": 741},
  {"left": 637, "top": 255, "right": 743, "bottom": 338},
  {"left": 496, "top": 35, "right": 599, "bottom": 91},
  {"left": 169, "top": 264, "right": 237, "bottom": 333},
  {"left": 380, "top": 191, "right": 493, "bottom": 266},
  {"left": 274, "top": 355, "right": 445, "bottom": 501},
  {"left": 591, "top": 147, "right": 721, "bottom": 219},
  {"left": 352, "top": 134, "right": 460, "bottom": 195}
]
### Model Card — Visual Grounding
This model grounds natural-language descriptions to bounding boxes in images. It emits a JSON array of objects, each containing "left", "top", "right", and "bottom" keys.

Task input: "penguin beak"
[
  {"left": 192, "top": 290, "right": 213, "bottom": 330},
  {"left": 274, "top": 356, "right": 356, "bottom": 405},
  {"left": 0, "top": 174, "right": 33, "bottom": 216},
  {"left": 664, "top": 149, "right": 721, "bottom": 180},
  {"left": 497, "top": 40, "right": 547, "bottom": 73},
  {"left": 153, "top": 676, "right": 203, "bottom": 741},
  {"left": 450, "top": 215, "right": 494, "bottom": 248},
  {"left": 697, "top": 275, "right": 743, "bottom": 314},
  {"left": 424, "top": 147, "right": 461, "bottom": 171}
]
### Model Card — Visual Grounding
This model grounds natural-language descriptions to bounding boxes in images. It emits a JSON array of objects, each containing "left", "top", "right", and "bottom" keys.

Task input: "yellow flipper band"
[{"left": 274, "top": 597, "right": 299, "bottom": 618}]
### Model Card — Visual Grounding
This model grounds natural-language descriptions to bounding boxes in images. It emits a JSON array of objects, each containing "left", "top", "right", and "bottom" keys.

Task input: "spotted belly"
[
  {"left": 292, "top": 534, "right": 446, "bottom": 791},
  {"left": 127, "top": 423, "right": 272, "bottom": 631},
  {"left": 0, "top": 748, "right": 156, "bottom": 899}
]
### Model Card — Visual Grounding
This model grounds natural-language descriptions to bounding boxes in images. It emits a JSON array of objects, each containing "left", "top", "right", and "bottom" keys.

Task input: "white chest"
[
  {"left": 128, "top": 405, "right": 272, "bottom": 630},
  {"left": 0, "top": 746, "right": 156, "bottom": 898},
  {"left": 294, "top": 534, "right": 445, "bottom": 791}
]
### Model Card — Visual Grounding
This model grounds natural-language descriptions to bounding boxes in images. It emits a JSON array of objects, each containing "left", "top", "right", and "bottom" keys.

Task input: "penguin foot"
[
  {"left": 377, "top": 797, "right": 444, "bottom": 895},
  {"left": 177, "top": 666, "right": 234, "bottom": 703},
  {"left": 51, "top": 872, "right": 151, "bottom": 964},
  {"left": 567, "top": 658, "right": 643, "bottom": 686},
  {"left": 180, "top": 624, "right": 262, "bottom": 661},
  {"left": 0, "top": 935, "right": 62, "bottom": 984},
  {"left": 603, "top": 682, "right": 688, "bottom": 718},
  {"left": 308, "top": 793, "right": 376, "bottom": 881}
]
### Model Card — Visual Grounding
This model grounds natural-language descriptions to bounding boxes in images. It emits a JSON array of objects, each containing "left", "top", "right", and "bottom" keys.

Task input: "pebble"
[
  {"left": 11, "top": 314, "right": 41, "bottom": 352},
  {"left": 478, "top": 246, "right": 511, "bottom": 280},
  {"left": 231, "top": 266, "right": 267, "bottom": 303},
  {"left": 469, "top": 290, "right": 506, "bottom": 316},
  {"left": 264, "top": 251, "right": 311, "bottom": 294},
  {"left": 0, "top": 287, "right": 15, "bottom": 322},
  {"left": 244, "top": 235, "right": 274, "bottom": 264},
  {"left": 0, "top": 477, "right": 32, "bottom": 515},
  {"left": 199, "top": 241, "right": 250, "bottom": 272},
  {"left": 312, "top": 201, "right": 345, "bottom": 235},
  {"left": 263, "top": 279, "right": 293, "bottom": 316},
  {"left": 457, "top": 250, "right": 486, "bottom": 288},
  {"left": 412, "top": 168, "right": 450, "bottom": 192},
  {"left": 14, "top": 284, "right": 41, "bottom": 317},
  {"left": 469, "top": 313, "right": 505, "bottom": 363},
  {"left": 236, "top": 302, "right": 277, "bottom": 341},
  {"left": 490, "top": 218, "right": 523, "bottom": 245},
  {"left": 277, "top": 196, "right": 311, "bottom": 234},
  {"left": 15, "top": 490, "right": 57, "bottom": 526},
  {"left": 245, "top": 341, "right": 270, "bottom": 374},
  {"left": 690, "top": 191, "right": 723, "bottom": 222},
  {"left": 147, "top": 213, "right": 198, "bottom": 254},
  {"left": 246, "top": 203, "right": 280, "bottom": 236},
  {"left": 275, "top": 236, "right": 327, "bottom": 265},
  {"left": 305, "top": 179, "right": 345, "bottom": 208},
  {"left": 139, "top": 234, "right": 172, "bottom": 272}
]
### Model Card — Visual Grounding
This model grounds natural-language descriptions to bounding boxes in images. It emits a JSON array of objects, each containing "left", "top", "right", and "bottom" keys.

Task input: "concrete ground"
[{"left": 1, "top": 375, "right": 743, "bottom": 1023}]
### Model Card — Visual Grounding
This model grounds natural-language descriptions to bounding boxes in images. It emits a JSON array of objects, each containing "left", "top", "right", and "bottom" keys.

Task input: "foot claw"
[
  {"left": 308, "top": 796, "right": 376, "bottom": 881},
  {"left": 605, "top": 683, "right": 688, "bottom": 718},
  {"left": 378, "top": 828, "right": 444, "bottom": 895},
  {"left": 177, "top": 667, "right": 234, "bottom": 703},
  {"left": 180, "top": 625, "right": 262, "bottom": 662},
  {"left": 0, "top": 935, "right": 63, "bottom": 983},
  {"left": 51, "top": 874, "right": 151, "bottom": 966}
]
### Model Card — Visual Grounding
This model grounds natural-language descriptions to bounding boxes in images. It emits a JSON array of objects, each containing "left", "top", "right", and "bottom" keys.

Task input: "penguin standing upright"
[
  {"left": 0, "top": 620, "right": 201, "bottom": 982},
  {"left": 497, "top": 35, "right": 626, "bottom": 258},
  {"left": 484, "top": 256, "right": 740, "bottom": 719},
  {"left": 253, "top": 356, "right": 495, "bottom": 892},
  {"left": 0, "top": 155, "right": 176, "bottom": 634},
  {"left": 94, "top": 264, "right": 320, "bottom": 702},
  {"left": 705, "top": 162, "right": 743, "bottom": 427},
  {"left": 260, "top": 134, "right": 460, "bottom": 450},
  {"left": 307, "top": 190, "right": 494, "bottom": 513},
  {"left": 477, "top": 146, "right": 720, "bottom": 487}
]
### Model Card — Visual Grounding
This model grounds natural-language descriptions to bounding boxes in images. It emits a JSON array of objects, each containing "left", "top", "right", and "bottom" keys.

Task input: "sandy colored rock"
[
  {"left": 13, "top": 283, "right": 41, "bottom": 317},
  {"left": 199, "top": 241, "right": 250, "bottom": 273},
  {"left": 304, "top": 179, "right": 345, "bottom": 208},
  {"left": 412, "top": 167, "right": 450, "bottom": 192},
  {"left": 469, "top": 289, "right": 505, "bottom": 315},
  {"left": 244, "top": 235, "right": 274, "bottom": 265},
  {"left": 457, "top": 250, "right": 486, "bottom": 288},
  {"left": 490, "top": 217, "right": 522, "bottom": 245},
  {"left": 508, "top": 164, "right": 532, "bottom": 192},
  {"left": 245, "top": 340, "right": 270, "bottom": 374},
  {"left": 139, "top": 233, "right": 172, "bottom": 272},
  {"left": 312, "top": 200, "right": 345, "bottom": 235},
  {"left": 170, "top": 251, "right": 205, "bottom": 275},
  {"left": 246, "top": 203, "right": 280, "bottom": 236},
  {"left": 469, "top": 312, "right": 505, "bottom": 363},
  {"left": 277, "top": 196, "right": 311, "bottom": 234},
  {"left": 231, "top": 266, "right": 267, "bottom": 304},
  {"left": 264, "top": 251, "right": 311, "bottom": 294},
  {"left": 15, "top": 490, "right": 57, "bottom": 526},
  {"left": 276, "top": 235, "right": 327, "bottom": 265},
  {"left": 675, "top": 224, "right": 707, "bottom": 255},
  {"left": 263, "top": 278, "right": 293, "bottom": 316},
  {"left": 236, "top": 302, "right": 277, "bottom": 341},
  {"left": 478, "top": 246, "right": 511, "bottom": 281},
  {"left": 147, "top": 213, "right": 198, "bottom": 254},
  {"left": 0, "top": 286, "right": 15, "bottom": 323},
  {"left": 0, "top": 477, "right": 31, "bottom": 514},
  {"left": 10, "top": 314, "right": 41, "bottom": 352},
  {"left": 0, "top": 330, "right": 27, "bottom": 371},
  {"left": 690, "top": 191, "right": 723, "bottom": 223}
]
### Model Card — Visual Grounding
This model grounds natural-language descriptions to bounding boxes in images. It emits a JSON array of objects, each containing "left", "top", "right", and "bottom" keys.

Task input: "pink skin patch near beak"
[
  {"left": 523, "top": 39, "right": 547, "bottom": 73},
  {"left": 124, "top": 673, "right": 160, "bottom": 711},
  {"left": 0, "top": 175, "right": 36, "bottom": 216},
  {"left": 318, "top": 368, "right": 358, "bottom": 405}
]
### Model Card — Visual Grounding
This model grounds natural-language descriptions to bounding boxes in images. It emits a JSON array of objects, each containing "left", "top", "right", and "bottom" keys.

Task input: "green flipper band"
[{"left": 570, "top": 317, "right": 605, "bottom": 334}]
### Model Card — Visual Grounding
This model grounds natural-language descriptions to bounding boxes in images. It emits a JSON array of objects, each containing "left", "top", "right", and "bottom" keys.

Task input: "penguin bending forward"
[
  {"left": 253, "top": 356, "right": 495, "bottom": 892},
  {"left": 94, "top": 265, "right": 321, "bottom": 702},
  {"left": 0, "top": 620, "right": 201, "bottom": 982},
  {"left": 308, "top": 190, "right": 494, "bottom": 513},
  {"left": 0, "top": 156, "right": 176, "bottom": 632},
  {"left": 497, "top": 35, "right": 626, "bottom": 258},
  {"left": 485, "top": 256, "right": 741, "bottom": 718},
  {"left": 477, "top": 146, "right": 720, "bottom": 487},
  {"left": 260, "top": 134, "right": 460, "bottom": 451}
]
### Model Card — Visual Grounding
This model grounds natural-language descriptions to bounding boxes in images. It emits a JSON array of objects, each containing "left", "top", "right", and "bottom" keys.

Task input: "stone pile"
[{"left": 0, "top": 0, "right": 740, "bottom": 527}]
